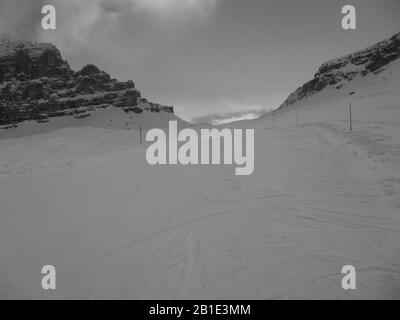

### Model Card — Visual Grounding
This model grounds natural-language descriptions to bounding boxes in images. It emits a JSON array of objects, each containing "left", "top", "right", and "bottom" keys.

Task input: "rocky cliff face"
[
  {"left": 0, "top": 38, "right": 173, "bottom": 126},
  {"left": 279, "top": 32, "right": 400, "bottom": 109}
]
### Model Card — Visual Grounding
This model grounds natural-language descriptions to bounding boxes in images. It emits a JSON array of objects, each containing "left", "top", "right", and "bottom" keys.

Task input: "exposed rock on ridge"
[
  {"left": 0, "top": 38, "right": 173, "bottom": 126},
  {"left": 279, "top": 32, "right": 400, "bottom": 109}
]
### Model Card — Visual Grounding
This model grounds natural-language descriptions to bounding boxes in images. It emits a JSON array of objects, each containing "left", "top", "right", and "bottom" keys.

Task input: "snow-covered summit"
[
  {"left": 0, "top": 38, "right": 182, "bottom": 135},
  {"left": 279, "top": 32, "right": 400, "bottom": 109}
]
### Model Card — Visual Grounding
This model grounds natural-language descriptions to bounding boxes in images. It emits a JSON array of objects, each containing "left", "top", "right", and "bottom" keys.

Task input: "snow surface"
[
  {"left": 0, "top": 61, "right": 400, "bottom": 299},
  {"left": 0, "top": 106, "right": 188, "bottom": 139}
]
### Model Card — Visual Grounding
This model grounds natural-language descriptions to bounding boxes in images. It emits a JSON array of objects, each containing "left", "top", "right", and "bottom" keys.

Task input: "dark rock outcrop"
[
  {"left": 0, "top": 38, "right": 173, "bottom": 126},
  {"left": 279, "top": 32, "right": 400, "bottom": 109}
]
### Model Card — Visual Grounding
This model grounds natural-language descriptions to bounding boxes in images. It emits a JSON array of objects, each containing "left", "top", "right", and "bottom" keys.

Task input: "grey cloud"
[
  {"left": 0, "top": 0, "right": 44, "bottom": 40},
  {"left": 99, "top": 0, "right": 132, "bottom": 14},
  {"left": 3, "top": 0, "right": 400, "bottom": 121}
]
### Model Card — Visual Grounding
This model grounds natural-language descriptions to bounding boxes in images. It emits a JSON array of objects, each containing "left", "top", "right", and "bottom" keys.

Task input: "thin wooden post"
[
  {"left": 139, "top": 123, "right": 142, "bottom": 146},
  {"left": 349, "top": 102, "right": 352, "bottom": 132}
]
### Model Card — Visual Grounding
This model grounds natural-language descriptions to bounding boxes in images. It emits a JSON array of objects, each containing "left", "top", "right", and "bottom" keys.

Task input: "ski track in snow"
[
  {"left": 1, "top": 120, "right": 399, "bottom": 299},
  {"left": 1, "top": 61, "right": 400, "bottom": 299}
]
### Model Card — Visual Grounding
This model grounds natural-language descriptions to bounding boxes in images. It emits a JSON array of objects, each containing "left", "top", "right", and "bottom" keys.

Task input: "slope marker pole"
[
  {"left": 140, "top": 122, "right": 142, "bottom": 146},
  {"left": 349, "top": 102, "right": 352, "bottom": 132}
]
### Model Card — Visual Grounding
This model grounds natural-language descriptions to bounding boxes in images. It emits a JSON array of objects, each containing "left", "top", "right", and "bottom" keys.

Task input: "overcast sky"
[{"left": 1, "top": 0, "right": 400, "bottom": 121}]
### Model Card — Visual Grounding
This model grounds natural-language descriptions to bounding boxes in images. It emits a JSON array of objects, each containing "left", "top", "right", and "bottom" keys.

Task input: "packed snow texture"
[{"left": 0, "top": 60, "right": 400, "bottom": 299}]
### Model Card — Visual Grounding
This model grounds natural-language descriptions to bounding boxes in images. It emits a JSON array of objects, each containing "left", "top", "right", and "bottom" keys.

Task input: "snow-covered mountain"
[
  {"left": 0, "top": 37, "right": 187, "bottom": 137},
  {"left": 278, "top": 32, "right": 400, "bottom": 109},
  {"left": 1, "top": 33, "right": 400, "bottom": 299},
  {"left": 263, "top": 31, "right": 400, "bottom": 208}
]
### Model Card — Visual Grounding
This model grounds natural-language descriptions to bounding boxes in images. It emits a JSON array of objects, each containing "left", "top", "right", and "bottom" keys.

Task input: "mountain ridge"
[
  {"left": 278, "top": 31, "right": 400, "bottom": 110},
  {"left": 0, "top": 38, "right": 174, "bottom": 128}
]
